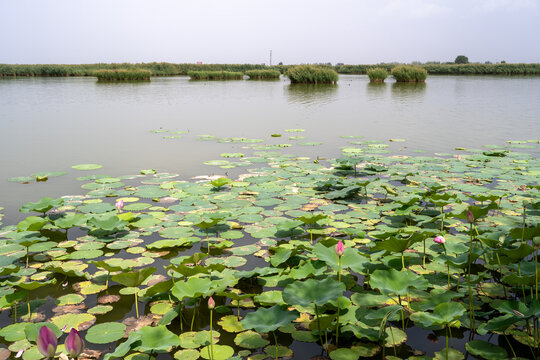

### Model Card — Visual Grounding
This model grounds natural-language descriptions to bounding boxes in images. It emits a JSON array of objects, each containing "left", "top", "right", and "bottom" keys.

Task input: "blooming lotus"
[
  {"left": 65, "top": 328, "right": 84, "bottom": 358},
  {"left": 37, "top": 326, "right": 57, "bottom": 358},
  {"left": 335, "top": 240, "right": 344, "bottom": 257},
  {"left": 434, "top": 236, "right": 445, "bottom": 244}
]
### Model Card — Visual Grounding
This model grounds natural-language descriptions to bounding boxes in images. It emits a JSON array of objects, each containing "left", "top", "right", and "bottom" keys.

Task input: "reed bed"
[
  {"left": 94, "top": 69, "right": 151, "bottom": 82},
  {"left": 367, "top": 67, "right": 388, "bottom": 82},
  {"left": 286, "top": 65, "right": 338, "bottom": 84},
  {"left": 246, "top": 70, "right": 281, "bottom": 80},
  {"left": 391, "top": 65, "right": 428, "bottom": 82},
  {"left": 188, "top": 71, "right": 244, "bottom": 80}
]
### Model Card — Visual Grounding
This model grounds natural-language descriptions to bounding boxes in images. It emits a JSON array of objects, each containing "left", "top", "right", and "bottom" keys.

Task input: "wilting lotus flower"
[
  {"left": 208, "top": 296, "right": 215, "bottom": 309},
  {"left": 115, "top": 199, "right": 124, "bottom": 212},
  {"left": 335, "top": 240, "right": 344, "bottom": 257},
  {"left": 37, "top": 326, "right": 57, "bottom": 358},
  {"left": 65, "top": 328, "right": 84, "bottom": 358},
  {"left": 434, "top": 236, "right": 445, "bottom": 244},
  {"left": 467, "top": 208, "right": 474, "bottom": 223}
]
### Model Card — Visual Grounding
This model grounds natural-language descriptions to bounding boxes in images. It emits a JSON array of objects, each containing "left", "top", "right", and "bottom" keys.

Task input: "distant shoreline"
[{"left": 1, "top": 62, "right": 540, "bottom": 77}]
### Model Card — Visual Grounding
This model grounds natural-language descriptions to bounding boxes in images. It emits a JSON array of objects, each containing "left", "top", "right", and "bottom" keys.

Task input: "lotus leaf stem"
[
  {"left": 398, "top": 295, "right": 405, "bottom": 331},
  {"left": 445, "top": 325, "right": 449, "bottom": 360},
  {"left": 467, "top": 222, "right": 476, "bottom": 334},
  {"left": 135, "top": 292, "right": 139, "bottom": 319},
  {"left": 272, "top": 331, "right": 278, "bottom": 360},
  {"left": 209, "top": 307, "right": 214, "bottom": 360},
  {"left": 190, "top": 301, "right": 197, "bottom": 331},
  {"left": 422, "top": 239, "right": 426, "bottom": 269},
  {"left": 335, "top": 257, "right": 342, "bottom": 347},
  {"left": 314, "top": 303, "right": 323, "bottom": 350}
]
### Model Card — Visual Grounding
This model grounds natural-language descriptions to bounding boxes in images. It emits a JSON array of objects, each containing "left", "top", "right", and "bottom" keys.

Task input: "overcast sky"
[{"left": 1, "top": 0, "right": 539, "bottom": 65}]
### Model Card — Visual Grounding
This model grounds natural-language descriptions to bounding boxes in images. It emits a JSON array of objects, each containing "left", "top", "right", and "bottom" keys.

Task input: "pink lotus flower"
[
  {"left": 434, "top": 236, "right": 445, "bottom": 244},
  {"left": 65, "top": 328, "right": 84, "bottom": 358},
  {"left": 467, "top": 208, "right": 474, "bottom": 223},
  {"left": 115, "top": 199, "right": 124, "bottom": 212},
  {"left": 208, "top": 296, "right": 215, "bottom": 309},
  {"left": 457, "top": 155, "right": 461, "bottom": 160},
  {"left": 335, "top": 240, "right": 344, "bottom": 257},
  {"left": 37, "top": 326, "right": 57, "bottom": 358}
]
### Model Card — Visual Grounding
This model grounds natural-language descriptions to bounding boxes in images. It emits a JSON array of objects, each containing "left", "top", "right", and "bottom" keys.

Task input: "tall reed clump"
[
  {"left": 391, "top": 66, "right": 428, "bottom": 82},
  {"left": 285, "top": 65, "right": 338, "bottom": 84},
  {"left": 246, "top": 70, "right": 281, "bottom": 80},
  {"left": 188, "top": 71, "right": 243, "bottom": 80},
  {"left": 367, "top": 67, "right": 388, "bottom": 82},
  {"left": 94, "top": 69, "right": 151, "bottom": 82}
]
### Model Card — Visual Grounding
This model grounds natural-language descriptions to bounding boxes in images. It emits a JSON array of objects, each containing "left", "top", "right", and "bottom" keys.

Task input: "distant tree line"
[{"left": 1, "top": 61, "right": 539, "bottom": 77}]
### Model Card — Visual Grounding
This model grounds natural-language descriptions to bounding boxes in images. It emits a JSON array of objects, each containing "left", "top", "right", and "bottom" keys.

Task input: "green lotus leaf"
[
  {"left": 88, "top": 305, "right": 113, "bottom": 315},
  {"left": 53, "top": 213, "right": 88, "bottom": 229},
  {"left": 241, "top": 305, "right": 299, "bottom": 333},
  {"left": 12, "top": 279, "right": 56, "bottom": 290},
  {"left": 234, "top": 330, "right": 270, "bottom": 348},
  {"left": 410, "top": 302, "right": 466, "bottom": 328},
  {"left": 330, "top": 348, "right": 360, "bottom": 360},
  {"left": 174, "top": 349, "right": 199, "bottom": 360},
  {"left": 218, "top": 315, "right": 245, "bottom": 333},
  {"left": 86, "top": 322, "right": 126, "bottom": 344},
  {"left": 72, "top": 163, "right": 103, "bottom": 170},
  {"left": 210, "top": 177, "right": 232, "bottom": 188},
  {"left": 55, "top": 294, "right": 85, "bottom": 305},
  {"left": 465, "top": 340, "right": 507, "bottom": 360},
  {"left": 88, "top": 214, "right": 128, "bottom": 231},
  {"left": 16, "top": 216, "right": 48, "bottom": 231},
  {"left": 134, "top": 186, "right": 169, "bottom": 199},
  {"left": 111, "top": 267, "right": 156, "bottom": 287},
  {"left": 369, "top": 269, "right": 428, "bottom": 296},
  {"left": 171, "top": 277, "right": 214, "bottom": 301},
  {"left": 296, "top": 213, "right": 327, "bottom": 225},
  {"left": 311, "top": 242, "right": 369, "bottom": 272},
  {"left": 433, "top": 348, "right": 464, "bottom": 360},
  {"left": 371, "top": 233, "right": 423, "bottom": 254},
  {"left": 78, "top": 202, "right": 116, "bottom": 214},
  {"left": 51, "top": 313, "right": 96, "bottom": 332},
  {"left": 283, "top": 278, "right": 345, "bottom": 307},
  {"left": 133, "top": 325, "right": 181, "bottom": 352},
  {"left": 0, "top": 322, "right": 28, "bottom": 341},
  {"left": 200, "top": 345, "right": 234, "bottom": 360},
  {"left": 20, "top": 197, "right": 64, "bottom": 213}
]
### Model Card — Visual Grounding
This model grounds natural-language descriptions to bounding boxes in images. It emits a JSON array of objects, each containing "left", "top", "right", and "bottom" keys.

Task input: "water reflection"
[
  {"left": 366, "top": 82, "right": 388, "bottom": 100},
  {"left": 286, "top": 84, "right": 338, "bottom": 106},
  {"left": 391, "top": 82, "right": 427, "bottom": 100}
]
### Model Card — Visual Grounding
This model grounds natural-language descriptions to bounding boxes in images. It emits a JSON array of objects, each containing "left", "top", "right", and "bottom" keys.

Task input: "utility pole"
[{"left": 269, "top": 50, "right": 272, "bottom": 66}]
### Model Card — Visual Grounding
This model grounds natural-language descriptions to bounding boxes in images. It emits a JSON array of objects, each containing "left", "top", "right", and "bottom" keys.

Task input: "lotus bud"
[
  {"left": 433, "top": 236, "right": 445, "bottom": 244},
  {"left": 467, "top": 208, "right": 474, "bottom": 223},
  {"left": 457, "top": 155, "right": 461, "bottom": 160},
  {"left": 208, "top": 296, "right": 215, "bottom": 309},
  {"left": 115, "top": 199, "right": 124, "bottom": 212},
  {"left": 335, "top": 240, "right": 344, "bottom": 257},
  {"left": 65, "top": 328, "right": 84, "bottom": 358},
  {"left": 36, "top": 326, "right": 57, "bottom": 359}
]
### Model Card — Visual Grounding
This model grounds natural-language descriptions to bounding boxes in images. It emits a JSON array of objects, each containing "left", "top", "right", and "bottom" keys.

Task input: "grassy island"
[
  {"left": 285, "top": 65, "right": 338, "bottom": 84},
  {"left": 246, "top": 70, "right": 281, "bottom": 80},
  {"left": 94, "top": 69, "right": 151, "bottom": 82},
  {"left": 367, "top": 68, "right": 388, "bottom": 82},
  {"left": 391, "top": 65, "right": 428, "bottom": 82},
  {"left": 188, "top": 71, "right": 244, "bottom": 80}
]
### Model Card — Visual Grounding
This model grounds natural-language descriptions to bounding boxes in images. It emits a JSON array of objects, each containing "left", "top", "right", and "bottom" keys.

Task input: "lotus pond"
[{"left": 0, "top": 76, "right": 539, "bottom": 360}]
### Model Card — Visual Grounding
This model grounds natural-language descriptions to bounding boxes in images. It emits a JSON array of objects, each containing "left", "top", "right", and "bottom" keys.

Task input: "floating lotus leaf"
[
  {"left": 72, "top": 163, "right": 103, "bottom": 170},
  {"left": 330, "top": 348, "right": 360, "bottom": 360},
  {"left": 174, "top": 349, "right": 199, "bottom": 360},
  {"left": 218, "top": 315, "right": 245, "bottom": 333},
  {"left": 204, "top": 160, "right": 230, "bottom": 166},
  {"left": 88, "top": 305, "right": 113, "bottom": 315},
  {"left": 369, "top": 269, "right": 429, "bottom": 296},
  {"left": 24, "top": 322, "right": 62, "bottom": 343},
  {"left": 78, "top": 202, "right": 116, "bottom": 214},
  {"left": 88, "top": 214, "right": 128, "bottom": 231},
  {"left": 200, "top": 345, "right": 234, "bottom": 360},
  {"left": 112, "top": 267, "right": 156, "bottom": 288},
  {"left": 86, "top": 322, "right": 126, "bottom": 344},
  {"left": 241, "top": 305, "right": 299, "bottom": 333},
  {"left": 433, "top": 348, "right": 464, "bottom": 360},
  {"left": 133, "top": 325, "right": 181, "bottom": 352},
  {"left": 0, "top": 322, "right": 28, "bottom": 341},
  {"left": 55, "top": 294, "right": 85, "bottom": 305},
  {"left": 311, "top": 242, "right": 369, "bottom": 272},
  {"left": 134, "top": 186, "right": 169, "bottom": 199},
  {"left": 51, "top": 313, "right": 96, "bottom": 332},
  {"left": 465, "top": 340, "right": 507, "bottom": 360},
  {"left": 171, "top": 277, "right": 214, "bottom": 301},
  {"left": 263, "top": 345, "right": 292, "bottom": 357},
  {"left": 234, "top": 330, "right": 269, "bottom": 348}
]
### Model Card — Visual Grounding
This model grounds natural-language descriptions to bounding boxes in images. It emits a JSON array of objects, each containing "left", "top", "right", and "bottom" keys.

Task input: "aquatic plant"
[
  {"left": 65, "top": 328, "right": 84, "bottom": 358},
  {"left": 391, "top": 65, "right": 428, "bottom": 82},
  {"left": 94, "top": 69, "right": 151, "bottom": 82},
  {"left": 188, "top": 71, "right": 243, "bottom": 80},
  {"left": 367, "top": 67, "right": 388, "bottom": 82},
  {"left": 245, "top": 70, "right": 280, "bottom": 80},
  {"left": 285, "top": 65, "right": 338, "bottom": 84},
  {"left": 37, "top": 326, "right": 57, "bottom": 358}
]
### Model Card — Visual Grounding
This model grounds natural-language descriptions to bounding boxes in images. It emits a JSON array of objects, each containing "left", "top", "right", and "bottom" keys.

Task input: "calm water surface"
[{"left": 1, "top": 75, "right": 539, "bottom": 222}]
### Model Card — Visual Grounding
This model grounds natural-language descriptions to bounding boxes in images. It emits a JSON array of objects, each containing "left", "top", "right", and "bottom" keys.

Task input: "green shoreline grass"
[
  {"left": 188, "top": 71, "right": 243, "bottom": 80},
  {"left": 246, "top": 69, "right": 280, "bottom": 80},
  {"left": 367, "top": 67, "right": 388, "bottom": 82},
  {"left": 286, "top": 65, "right": 338, "bottom": 84},
  {"left": 94, "top": 69, "right": 151, "bottom": 82},
  {"left": 391, "top": 65, "right": 428, "bottom": 82},
  {"left": 1, "top": 62, "right": 540, "bottom": 78}
]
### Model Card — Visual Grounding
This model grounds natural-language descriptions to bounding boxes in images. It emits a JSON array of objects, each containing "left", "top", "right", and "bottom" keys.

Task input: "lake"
[{"left": 0, "top": 75, "right": 539, "bottom": 359}]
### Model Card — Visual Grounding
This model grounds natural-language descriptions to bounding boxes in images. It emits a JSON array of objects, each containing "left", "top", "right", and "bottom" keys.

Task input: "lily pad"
[
  {"left": 72, "top": 164, "right": 103, "bottom": 170},
  {"left": 86, "top": 322, "right": 126, "bottom": 344}
]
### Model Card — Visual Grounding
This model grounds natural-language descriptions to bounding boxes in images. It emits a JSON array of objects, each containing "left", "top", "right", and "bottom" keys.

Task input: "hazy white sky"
[{"left": 1, "top": 0, "right": 539, "bottom": 64}]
